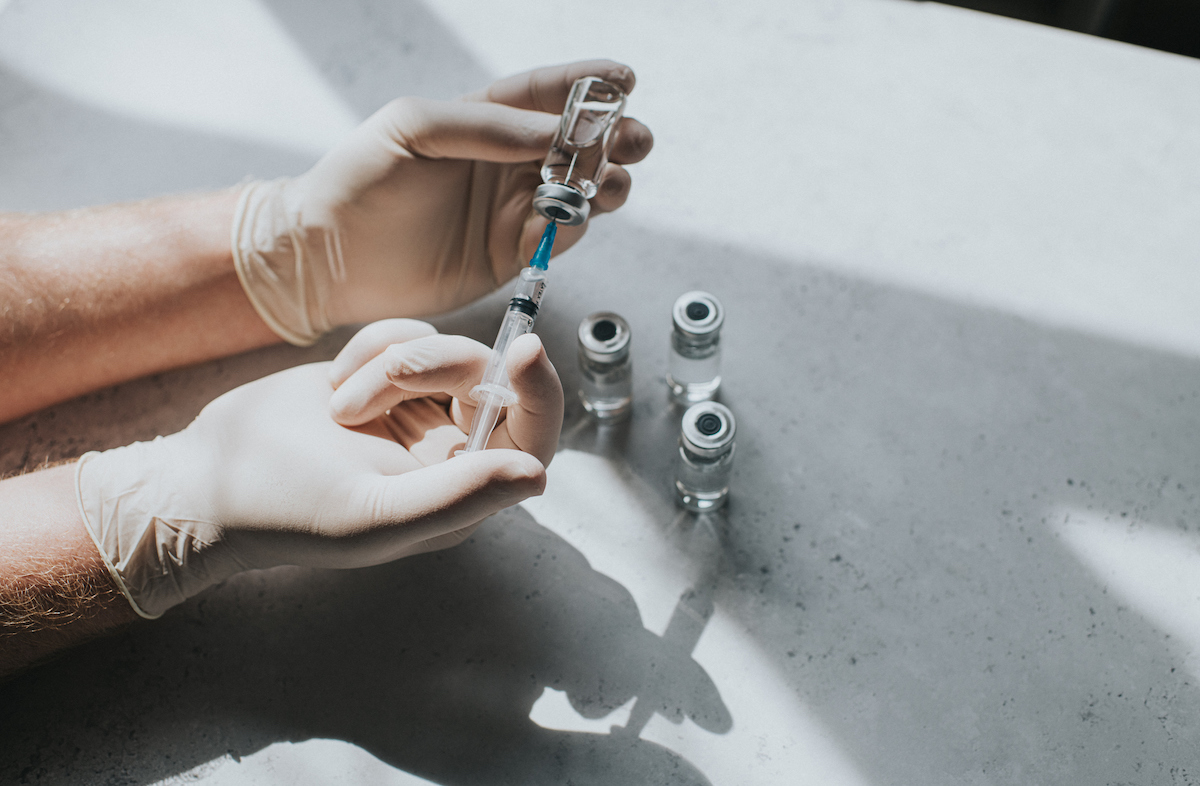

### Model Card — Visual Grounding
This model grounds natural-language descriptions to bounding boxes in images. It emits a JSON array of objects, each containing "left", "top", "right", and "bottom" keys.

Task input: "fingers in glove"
[
  {"left": 330, "top": 319, "right": 438, "bottom": 389},
  {"left": 401, "top": 520, "right": 483, "bottom": 557},
  {"left": 467, "top": 60, "right": 637, "bottom": 112},
  {"left": 375, "top": 97, "right": 557, "bottom": 163},
  {"left": 355, "top": 448, "right": 547, "bottom": 564},
  {"left": 330, "top": 334, "right": 491, "bottom": 426},
  {"left": 609, "top": 117, "right": 654, "bottom": 165},
  {"left": 588, "top": 165, "right": 633, "bottom": 216},
  {"left": 481, "top": 333, "right": 563, "bottom": 466},
  {"left": 378, "top": 397, "right": 467, "bottom": 465}
]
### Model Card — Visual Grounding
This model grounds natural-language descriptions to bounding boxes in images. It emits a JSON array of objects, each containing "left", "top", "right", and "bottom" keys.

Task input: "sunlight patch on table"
[
  {"left": 522, "top": 448, "right": 874, "bottom": 786},
  {"left": 1054, "top": 507, "right": 1200, "bottom": 677},
  {"left": 153, "top": 739, "right": 436, "bottom": 786},
  {"left": 0, "top": 0, "right": 358, "bottom": 155}
]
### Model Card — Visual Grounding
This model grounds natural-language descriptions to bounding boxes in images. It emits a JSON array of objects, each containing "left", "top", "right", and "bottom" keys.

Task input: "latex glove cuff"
[
  {"left": 75, "top": 441, "right": 249, "bottom": 619},
  {"left": 232, "top": 179, "right": 342, "bottom": 347}
]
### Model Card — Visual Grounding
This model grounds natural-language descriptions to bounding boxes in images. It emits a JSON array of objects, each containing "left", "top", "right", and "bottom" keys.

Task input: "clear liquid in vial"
[
  {"left": 667, "top": 334, "right": 722, "bottom": 404},
  {"left": 674, "top": 445, "right": 735, "bottom": 511},
  {"left": 541, "top": 142, "right": 608, "bottom": 200},
  {"left": 579, "top": 356, "right": 632, "bottom": 420},
  {"left": 541, "top": 97, "right": 623, "bottom": 199}
]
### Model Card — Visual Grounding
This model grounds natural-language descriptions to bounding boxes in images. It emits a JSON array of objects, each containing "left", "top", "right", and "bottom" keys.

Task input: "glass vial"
[
  {"left": 533, "top": 76, "right": 627, "bottom": 227},
  {"left": 674, "top": 402, "right": 736, "bottom": 512},
  {"left": 667, "top": 291, "right": 724, "bottom": 405},
  {"left": 577, "top": 312, "right": 632, "bottom": 421}
]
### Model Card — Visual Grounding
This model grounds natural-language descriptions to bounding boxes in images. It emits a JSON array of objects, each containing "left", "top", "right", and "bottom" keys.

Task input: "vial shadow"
[{"left": 614, "top": 510, "right": 728, "bottom": 740}]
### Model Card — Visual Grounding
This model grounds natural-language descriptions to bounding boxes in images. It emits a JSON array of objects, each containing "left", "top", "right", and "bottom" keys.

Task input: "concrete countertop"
[{"left": 2, "top": 1, "right": 1200, "bottom": 783}]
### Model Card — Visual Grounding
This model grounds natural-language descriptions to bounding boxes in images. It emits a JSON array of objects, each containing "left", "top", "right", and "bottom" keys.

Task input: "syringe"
[{"left": 461, "top": 221, "right": 557, "bottom": 453}]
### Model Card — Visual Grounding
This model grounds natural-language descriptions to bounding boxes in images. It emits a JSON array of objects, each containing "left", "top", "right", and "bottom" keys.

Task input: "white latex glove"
[
  {"left": 76, "top": 319, "right": 563, "bottom": 618},
  {"left": 233, "top": 60, "right": 653, "bottom": 345}
]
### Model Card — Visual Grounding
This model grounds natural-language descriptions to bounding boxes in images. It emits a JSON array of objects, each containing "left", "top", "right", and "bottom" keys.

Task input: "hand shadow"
[{"left": 0, "top": 506, "right": 730, "bottom": 786}]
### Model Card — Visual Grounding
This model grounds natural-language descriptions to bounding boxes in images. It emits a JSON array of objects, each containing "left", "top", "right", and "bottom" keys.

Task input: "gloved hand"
[
  {"left": 233, "top": 60, "right": 653, "bottom": 345},
  {"left": 76, "top": 319, "right": 563, "bottom": 618}
]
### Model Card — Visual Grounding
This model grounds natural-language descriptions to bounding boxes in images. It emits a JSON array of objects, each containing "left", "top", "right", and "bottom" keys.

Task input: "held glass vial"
[
  {"left": 674, "top": 402, "right": 736, "bottom": 512},
  {"left": 577, "top": 312, "right": 633, "bottom": 421},
  {"left": 667, "top": 291, "right": 724, "bottom": 405},
  {"left": 533, "top": 76, "right": 627, "bottom": 227}
]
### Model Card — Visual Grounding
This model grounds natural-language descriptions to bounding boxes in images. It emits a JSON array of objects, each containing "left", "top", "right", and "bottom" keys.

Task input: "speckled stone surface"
[{"left": 3, "top": 1, "right": 1200, "bottom": 784}]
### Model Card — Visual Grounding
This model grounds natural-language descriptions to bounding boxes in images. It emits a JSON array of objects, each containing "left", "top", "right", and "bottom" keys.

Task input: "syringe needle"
[{"left": 461, "top": 221, "right": 557, "bottom": 453}]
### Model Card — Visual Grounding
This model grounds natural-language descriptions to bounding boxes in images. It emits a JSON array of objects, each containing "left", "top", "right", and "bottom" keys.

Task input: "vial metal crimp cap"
[
  {"left": 681, "top": 402, "right": 736, "bottom": 459},
  {"left": 579, "top": 312, "right": 631, "bottom": 363},
  {"left": 672, "top": 292, "right": 724, "bottom": 339},
  {"left": 533, "top": 183, "right": 589, "bottom": 226}
]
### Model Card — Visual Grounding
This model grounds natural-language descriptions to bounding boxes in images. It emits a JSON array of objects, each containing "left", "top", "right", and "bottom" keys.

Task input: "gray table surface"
[{"left": 3, "top": 1, "right": 1200, "bottom": 784}]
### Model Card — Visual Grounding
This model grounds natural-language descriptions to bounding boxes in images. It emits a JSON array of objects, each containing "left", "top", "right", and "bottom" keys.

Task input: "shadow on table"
[
  {"left": 0, "top": 506, "right": 728, "bottom": 785},
  {"left": 527, "top": 216, "right": 1200, "bottom": 782},
  {"left": 0, "top": 0, "right": 489, "bottom": 212},
  {"left": 2, "top": 0, "right": 1200, "bottom": 782},
  {"left": 0, "top": 63, "right": 313, "bottom": 212},
  {"left": 7, "top": 213, "right": 1200, "bottom": 784}
]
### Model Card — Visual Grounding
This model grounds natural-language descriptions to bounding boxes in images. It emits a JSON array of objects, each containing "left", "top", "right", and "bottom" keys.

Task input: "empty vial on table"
[
  {"left": 667, "top": 291, "right": 724, "bottom": 405},
  {"left": 674, "top": 402, "right": 736, "bottom": 512},
  {"left": 577, "top": 312, "right": 633, "bottom": 421}
]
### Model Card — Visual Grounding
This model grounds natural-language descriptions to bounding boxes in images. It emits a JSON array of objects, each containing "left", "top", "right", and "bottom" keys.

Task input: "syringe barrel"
[
  {"left": 462, "top": 392, "right": 507, "bottom": 453},
  {"left": 477, "top": 309, "right": 534, "bottom": 393},
  {"left": 476, "top": 267, "right": 547, "bottom": 391},
  {"left": 462, "top": 267, "right": 548, "bottom": 452},
  {"left": 512, "top": 265, "right": 548, "bottom": 304}
]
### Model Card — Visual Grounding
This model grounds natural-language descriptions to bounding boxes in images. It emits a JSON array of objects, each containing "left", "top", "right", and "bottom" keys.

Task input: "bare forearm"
[
  {"left": 0, "top": 464, "right": 136, "bottom": 679},
  {"left": 0, "top": 190, "right": 278, "bottom": 423}
]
